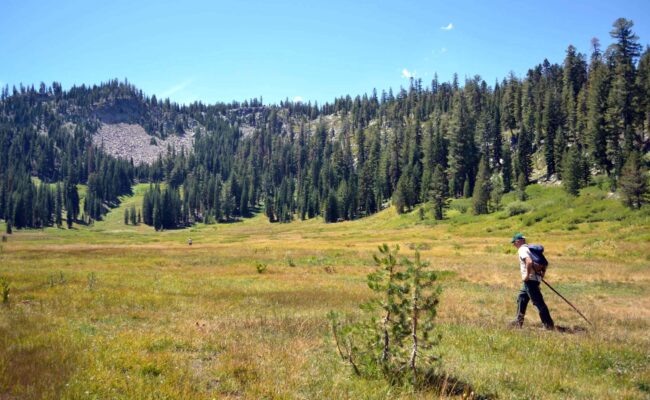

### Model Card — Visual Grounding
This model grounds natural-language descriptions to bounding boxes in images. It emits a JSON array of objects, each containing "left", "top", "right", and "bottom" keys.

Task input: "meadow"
[{"left": 0, "top": 183, "right": 649, "bottom": 399}]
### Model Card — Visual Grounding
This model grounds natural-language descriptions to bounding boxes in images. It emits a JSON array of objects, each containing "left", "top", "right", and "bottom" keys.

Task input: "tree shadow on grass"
[
  {"left": 514, "top": 324, "right": 589, "bottom": 334},
  {"left": 555, "top": 325, "right": 589, "bottom": 334},
  {"left": 421, "top": 370, "right": 496, "bottom": 399}
]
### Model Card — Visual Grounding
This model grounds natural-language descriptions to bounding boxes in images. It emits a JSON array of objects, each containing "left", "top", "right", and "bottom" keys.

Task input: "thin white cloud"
[
  {"left": 293, "top": 96, "right": 303, "bottom": 103},
  {"left": 441, "top": 23, "right": 453, "bottom": 31},
  {"left": 441, "top": 47, "right": 448, "bottom": 53},
  {"left": 161, "top": 79, "right": 193, "bottom": 98},
  {"left": 402, "top": 68, "right": 415, "bottom": 79}
]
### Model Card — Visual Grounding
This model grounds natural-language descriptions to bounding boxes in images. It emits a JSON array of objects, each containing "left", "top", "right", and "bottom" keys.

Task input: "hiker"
[
  {"left": 188, "top": 238, "right": 192, "bottom": 246},
  {"left": 510, "top": 233, "right": 554, "bottom": 330}
]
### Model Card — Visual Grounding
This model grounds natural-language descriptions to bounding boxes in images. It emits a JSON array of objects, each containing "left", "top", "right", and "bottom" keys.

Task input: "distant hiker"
[
  {"left": 510, "top": 233, "right": 554, "bottom": 330},
  {"left": 188, "top": 238, "right": 192, "bottom": 246}
]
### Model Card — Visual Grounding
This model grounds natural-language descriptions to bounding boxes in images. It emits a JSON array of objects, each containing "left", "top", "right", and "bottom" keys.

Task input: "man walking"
[{"left": 510, "top": 233, "right": 554, "bottom": 330}]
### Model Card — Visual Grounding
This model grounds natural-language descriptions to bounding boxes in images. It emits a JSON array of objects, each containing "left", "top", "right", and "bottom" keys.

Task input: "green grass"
[{"left": 0, "top": 182, "right": 649, "bottom": 399}]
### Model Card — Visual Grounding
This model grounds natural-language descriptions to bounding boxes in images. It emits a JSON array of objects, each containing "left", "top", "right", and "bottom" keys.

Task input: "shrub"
[
  {"left": 285, "top": 255, "right": 296, "bottom": 267},
  {"left": 0, "top": 276, "right": 9, "bottom": 304},
  {"left": 450, "top": 199, "right": 470, "bottom": 214},
  {"left": 87, "top": 272, "right": 97, "bottom": 291},
  {"left": 255, "top": 262, "right": 268, "bottom": 274},
  {"left": 505, "top": 201, "right": 531, "bottom": 217},
  {"left": 48, "top": 271, "right": 67, "bottom": 287}
]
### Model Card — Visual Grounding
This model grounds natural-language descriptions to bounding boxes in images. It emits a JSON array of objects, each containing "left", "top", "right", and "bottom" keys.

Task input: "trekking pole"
[{"left": 542, "top": 279, "right": 593, "bottom": 327}]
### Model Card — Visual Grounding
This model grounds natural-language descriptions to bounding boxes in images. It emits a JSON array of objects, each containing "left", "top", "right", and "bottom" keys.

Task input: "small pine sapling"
[{"left": 329, "top": 244, "right": 441, "bottom": 388}]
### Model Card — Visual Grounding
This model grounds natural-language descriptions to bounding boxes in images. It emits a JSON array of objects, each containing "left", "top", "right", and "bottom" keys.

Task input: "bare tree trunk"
[
  {"left": 382, "top": 261, "right": 396, "bottom": 363},
  {"left": 331, "top": 317, "right": 361, "bottom": 376},
  {"left": 346, "top": 338, "right": 361, "bottom": 376},
  {"left": 382, "top": 310, "right": 391, "bottom": 362},
  {"left": 410, "top": 291, "right": 419, "bottom": 386}
]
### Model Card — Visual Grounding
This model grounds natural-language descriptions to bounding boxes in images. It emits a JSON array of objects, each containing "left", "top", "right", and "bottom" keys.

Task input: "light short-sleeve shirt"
[{"left": 518, "top": 245, "right": 541, "bottom": 282}]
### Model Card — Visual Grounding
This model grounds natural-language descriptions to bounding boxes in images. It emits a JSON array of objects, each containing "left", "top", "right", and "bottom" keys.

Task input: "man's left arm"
[{"left": 524, "top": 257, "right": 534, "bottom": 280}]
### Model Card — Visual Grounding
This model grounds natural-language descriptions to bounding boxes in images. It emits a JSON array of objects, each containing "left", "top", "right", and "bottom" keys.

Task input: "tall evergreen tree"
[
  {"left": 562, "top": 146, "right": 583, "bottom": 196},
  {"left": 586, "top": 38, "right": 611, "bottom": 172},
  {"left": 428, "top": 165, "right": 448, "bottom": 220},
  {"left": 55, "top": 183, "right": 63, "bottom": 228},
  {"left": 636, "top": 47, "right": 650, "bottom": 150},
  {"left": 324, "top": 190, "right": 339, "bottom": 222},
  {"left": 472, "top": 157, "right": 491, "bottom": 215},
  {"left": 502, "top": 141, "right": 513, "bottom": 193},
  {"left": 606, "top": 18, "right": 642, "bottom": 168},
  {"left": 619, "top": 152, "right": 648, "bottom": 209}
]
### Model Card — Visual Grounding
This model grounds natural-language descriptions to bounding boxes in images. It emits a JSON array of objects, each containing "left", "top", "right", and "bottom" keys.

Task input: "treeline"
[
  {"left": 0, "top": 176, "right": 80, "bottom": 231},
  {"left": 150, "top": 18, "right": 648, "bottom": 224}
]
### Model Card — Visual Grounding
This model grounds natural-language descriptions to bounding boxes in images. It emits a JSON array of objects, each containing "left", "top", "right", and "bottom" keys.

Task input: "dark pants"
[{"left": 515, "top": 280, "right": 554, "bottom": 328}]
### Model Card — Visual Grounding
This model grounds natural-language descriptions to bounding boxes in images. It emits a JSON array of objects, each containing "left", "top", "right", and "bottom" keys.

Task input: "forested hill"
[{"left": 1, "top": 18, "right": 649, "bottom": 232}]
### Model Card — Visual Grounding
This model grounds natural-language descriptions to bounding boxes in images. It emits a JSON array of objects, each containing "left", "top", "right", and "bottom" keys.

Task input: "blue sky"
[{"left": 1, "top": 0, "right": 649, "bottom": 105}]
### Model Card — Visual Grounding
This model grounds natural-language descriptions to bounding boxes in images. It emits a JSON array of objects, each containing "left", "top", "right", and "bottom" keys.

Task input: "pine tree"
[
  {"left": 502, "top": 141, "right": 513, "bottom": 192},
  {"left": 517, "top": 173, "right": 528, "bottom": 201},
  {"left": 240, "top": 180, "right": 249, "bottom": 217},
  {"left": 447, "top": 92, "right": 471, "bottom": 197},
  {"left": 472, "top": 157, "right": 491, "bottom": 214},
  {"left": 130, "top": 205, "right": 137, "bottom": 225},
  {"left": 562, "top": 146, "right": 583, "bottom": 196},
  {"left": 619, "top": 152, "right": 648, "bottom": 209},
  {"left": 153, "top": 203, "right": 162, "bottom": 231},
  {"left": 636, "top": 47, "right": 650, "bottom": 152},
  {"left": 393, "top": 175, "right": 408, "bottom": 214},
  {"left": 55, "top": 183, "right": 63, "bottom": 228},
  {"left": 142, "top": 186, "right": 153, "bottom": 225},
  {"left": 420, "top": 122, "right": 435, "bottom": 203},
  {"left": 561, "top": 45, "right": 588, "bottom": 145},
  {"left": 463, "top": 177, "right": 471, "bottom": 198},
  {"left": 428, "top": 165, "right": 448, "bottom": 220},
  {"left": 490, "top": 173, "right": 505, "bottom": 211},
  {"left": 221, "top": 179, "right": 235, "bottom": 221},
  {"left": 329, "top": 245, "right": 440, "bottom": 387},
  {"left": 542, "top": 88, "right": 561, "bottom": 178},
  {"left": 324, "top": 190, "right": 338, "bottom": 222},
  {"left": 64, "top": 180, "right": 79, "bottom": 224},
  {"left": 606, "top": 18, "right": 642, "bottom": 169},
  {"left": 586, "top": 39, "right": 611, "bottom": 173},
  {"left": 516, "top": 127, "right": 533, "bottom": 184}
]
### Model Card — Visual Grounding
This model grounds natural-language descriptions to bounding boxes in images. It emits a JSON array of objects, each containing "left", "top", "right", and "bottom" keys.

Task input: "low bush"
[
  {"left": 0, "top": 276, "right": 9, "bottom": 304},
  {"left": 255, "top": 262, "right": 268, "bottom": 274},
  {"left": 505, "top": 201, "right": 531, "bottom": 217}
]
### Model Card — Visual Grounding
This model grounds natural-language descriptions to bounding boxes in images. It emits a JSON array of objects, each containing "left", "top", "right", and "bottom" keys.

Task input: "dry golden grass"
[{"left": 0, "top": 184, "right": 649, "bottom": 399}]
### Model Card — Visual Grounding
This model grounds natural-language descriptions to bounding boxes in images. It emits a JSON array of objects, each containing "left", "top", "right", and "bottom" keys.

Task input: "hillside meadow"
[{"left": 0, "top": 183, "right": 649, "bottom": 399}]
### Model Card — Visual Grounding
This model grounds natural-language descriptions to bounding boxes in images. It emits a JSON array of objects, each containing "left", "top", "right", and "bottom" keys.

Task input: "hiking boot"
[{"left": 544, "top": 323, "right": 555, "bottom": 331}]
